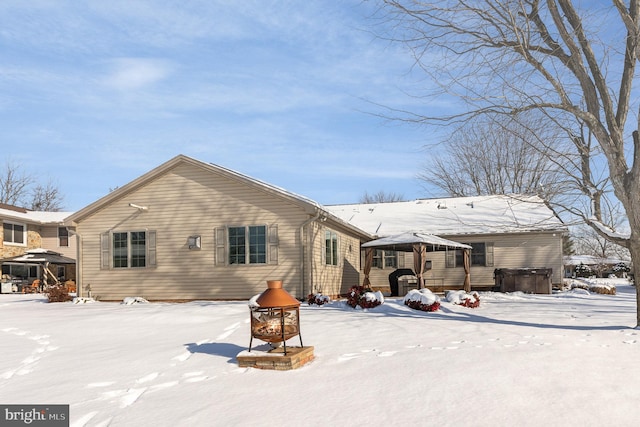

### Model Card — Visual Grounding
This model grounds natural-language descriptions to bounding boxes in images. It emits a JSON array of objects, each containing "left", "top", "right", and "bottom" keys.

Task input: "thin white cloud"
[{"left": 100, "top": 58, "right": 174, "bottom": 91}]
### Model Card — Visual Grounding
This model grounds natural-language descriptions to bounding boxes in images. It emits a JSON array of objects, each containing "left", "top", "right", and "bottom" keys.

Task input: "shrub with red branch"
[
  {"left": 445, "top": 290, "right": 480, "bottom": 308},
  {"left": 458, "top": 296, "right": 480, "bottom": 308},
  {"left": 404, "top": 299, "right": 441, "bottom": 312},
  {"left": 346, "top": 285, "right": 383, "bottom": 309},
  {"left": 403, "top": 288, "right": 440, "bottom": 312},
  {"left": 45, "top": 285, "right": 73, "bottom": 303},
  {"left": 307, "top": 293, "right": 330, "bottom": 306}
]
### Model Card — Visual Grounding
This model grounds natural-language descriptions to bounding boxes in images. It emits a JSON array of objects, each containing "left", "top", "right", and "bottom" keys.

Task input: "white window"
[
  {"left": 228, "top": 225, "right": 267, "bottom": 264},
  {"left": 214, "top": 225, "right": 278, "bottom": 266},
  {"left": 324, "top": 230, "right": 339, "bottom": 266},
  {"left": 3, "top": 221, "right": 26, "bottom": 245},
  {"left": 101, "top": 230, "right": 156, "bottom": 269},
  {"left": 373, "top": 250, "right": 398, "bottom": 269},
  {"left": 58, "top": 227, "right": 69, "bottom": 247}
]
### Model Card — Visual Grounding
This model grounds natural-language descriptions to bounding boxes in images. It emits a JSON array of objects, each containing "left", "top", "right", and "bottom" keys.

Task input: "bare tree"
[
  {"left": 0, "top": 161, "right": 33, "bottom": 205},
  {"left": 0, "top": 161, "right": 64, "bottom": 211},
  {"left": 421, "top": 113, "right": 572, "bottom": 200},
  {"left": 360, "top": 190, "right": 405, "bottom": 203},
  {"left": 30, "top": 180, "right": 64, "bottom": 212},
  {"left": 572, "top": 201, "right": 631, "bottom": 260},
  {"left": 375, "top": 1, "right": 640, "bottom": 325}
]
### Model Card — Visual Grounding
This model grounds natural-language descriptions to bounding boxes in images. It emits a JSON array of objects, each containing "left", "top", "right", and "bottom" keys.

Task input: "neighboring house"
[
  {"left": 1, "top": 203, "right": 76, "bottom": 286},
  {"left": 326, "top": 195, "right": 568, "bottom": 290},
  {"left": 65, "top": 155, "right": 372, "bottom": 301},
  {"left": 564, "top": 255, "right": 630, "bottom": 278}
]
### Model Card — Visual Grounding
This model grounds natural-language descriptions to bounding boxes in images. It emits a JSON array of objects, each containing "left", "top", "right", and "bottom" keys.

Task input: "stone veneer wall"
[{"left": 0, "top": 226, "right": 43, "bottom": 258}]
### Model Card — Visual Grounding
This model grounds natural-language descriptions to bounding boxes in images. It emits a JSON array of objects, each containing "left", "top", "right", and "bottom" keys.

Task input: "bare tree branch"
[{"left": 375, "top": 0, "right": 640, "bottom": 325}]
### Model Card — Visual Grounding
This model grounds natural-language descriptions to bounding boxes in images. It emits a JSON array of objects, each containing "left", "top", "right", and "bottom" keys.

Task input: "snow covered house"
[
  {"left": 326, "top": 196, "right": 567, "bottom": 292},
  {"left": 563, "top": 255, "right": 630, "bottom": 278},
  {"left": 1, "top": 204, "right": 76, "bottom": 288},
  {"left": 64, "top": 155, "right": 567, "bottom": 301},
  {"left": 64, "top": 155, "right": 371, "bottom": 301}
]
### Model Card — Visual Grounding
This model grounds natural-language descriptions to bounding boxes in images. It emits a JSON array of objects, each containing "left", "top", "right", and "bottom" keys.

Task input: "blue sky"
[{"left": 0, "top": 1, "right": 453, "bottom": 211}]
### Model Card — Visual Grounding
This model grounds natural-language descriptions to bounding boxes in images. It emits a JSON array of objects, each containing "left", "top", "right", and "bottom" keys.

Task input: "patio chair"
[
  {"left": 23, "top": 279, "right": 41, "bottom": 293},
  {"left": 64, "top": 280, "right": 77, "bottom": 293}
]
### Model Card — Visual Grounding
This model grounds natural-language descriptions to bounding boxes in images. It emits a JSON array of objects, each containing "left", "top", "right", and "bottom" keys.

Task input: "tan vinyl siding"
[
  {"left": 39, "top": 225, "right": 76, "bottom": 258},
  {"left": 438, "top": 232, "right": 563, "bottom": 287},
  {"left": 76, "top": 163, "right": 312, "bottom": 301},
  {"left": 308, "top": 222, "right": 361, "bottom": 298}
]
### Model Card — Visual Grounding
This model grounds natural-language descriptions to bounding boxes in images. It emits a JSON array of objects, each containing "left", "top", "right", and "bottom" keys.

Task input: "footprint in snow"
[
  {"left": 172, "top": 351, "right": 191, "bottom": 362},
  {"left": 184, "top": 375, "right": 209, "bottom": 383},
  {"left": 225, "top": 322, "right": 240, "bottom": 331},
  {"left": 148, "top": 381, "right": 179, "bottom": 392},
  {"left": 119, "top": 388, "right": 146, "bottom": 408},
  {"left": 136, "top": 372, "right": 159, "bottom": 384},
  {"left": 71, "top": 410, "right": 99, "bottom": 427},
  {"left": 404, "top": 344, "right": 422, "bottom": 349},
  {"left": 623, "top": 340, "right": 637, "bottom": 344},
  {"left": 182, "top": 371, "right": 204, "bottom": 378},
  {"left": 214, "top": 322, "right": 242, "bottom": 340},
  {"left": 86, "top": 382, "right": 116, "bottom": 388},
  {"left": 338, "top": 353, "right": 360, "bottom": 362},
  {"left": 216, "top": 331, "right": 234, "bottom": 340}
]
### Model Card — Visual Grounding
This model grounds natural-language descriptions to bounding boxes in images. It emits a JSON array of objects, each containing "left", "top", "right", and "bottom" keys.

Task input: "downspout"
[
  {"left": 299, "top": 209, "right": 322, "bottom": 298},
  {"left": 69, "top": 228, "right": 83, "bottom": 298}
]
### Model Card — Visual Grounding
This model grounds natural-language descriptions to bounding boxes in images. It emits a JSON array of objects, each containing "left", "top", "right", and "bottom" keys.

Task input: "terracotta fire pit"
[{"left": 249, "top": 280, "right": 303, "bottom": 355}]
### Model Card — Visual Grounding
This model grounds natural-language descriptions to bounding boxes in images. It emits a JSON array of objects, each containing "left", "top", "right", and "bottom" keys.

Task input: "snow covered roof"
[
  {"left": 361, "top": 231, "right": 472, "bottom": 251},
  {"left": 0, "top": 206, "right": 71, "bottom": 225},
  {"left": 564, "top": 255, "right": 629, "bottom": 266},
  {"left": 326, "top": 194, "right": 566, "bottom": 237}
]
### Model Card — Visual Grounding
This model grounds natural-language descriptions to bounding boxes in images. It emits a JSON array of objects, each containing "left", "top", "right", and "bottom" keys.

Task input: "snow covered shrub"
[
  {"left": 445, "top": 290, "right": 480, "bottom": 308},
  {"left": 307, "top": 293, "right": 330, "bottom": 306},
  {"left": 122, "top": 296, "right": 149, "bottom": 305},
  {"left": 569, "top": 280, "right": 616, "bottom": 295},
  {"left": 72, "top": 297, "right": 96, "bottom": 304},
  {"left": 45, "top": 284, "right": 73, "bottom": 303},
  {"left": 404, "top": 288, "right": 440, "bottom": 312},
  {"left": 346, "top": 285, "right": 383, "bottom": 309},
  {"left": 569, "top": 281, "right": 590, "bottom": 291},
  {"left": 612, "top": 262, "right": 630, "bottom": 278},
  {"left": 574, "top": 263, "right": 592, "bottom": 278}
]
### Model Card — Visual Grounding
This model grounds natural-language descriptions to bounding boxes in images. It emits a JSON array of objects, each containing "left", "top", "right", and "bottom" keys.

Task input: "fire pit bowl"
[{"left": 249, "top": 280, "right": 303, "bottom": 354}]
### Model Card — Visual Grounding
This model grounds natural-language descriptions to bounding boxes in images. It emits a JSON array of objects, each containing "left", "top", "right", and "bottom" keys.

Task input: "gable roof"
[
  {"left": 326, "top": 194, "right": 566, "bottom": 237},
  {"left": 65, "top": 154, "right": 372, "bottom": 240}
]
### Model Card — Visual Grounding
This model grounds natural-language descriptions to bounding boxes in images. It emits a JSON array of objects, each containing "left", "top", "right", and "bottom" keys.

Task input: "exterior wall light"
[{"left": 188, "top": 235, "right": 201, "bottom": 250}]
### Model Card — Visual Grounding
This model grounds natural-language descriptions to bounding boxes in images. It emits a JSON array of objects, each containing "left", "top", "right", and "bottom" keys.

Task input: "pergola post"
[{"left": 463, "top": 248, "right": 471, "bottom": 292}]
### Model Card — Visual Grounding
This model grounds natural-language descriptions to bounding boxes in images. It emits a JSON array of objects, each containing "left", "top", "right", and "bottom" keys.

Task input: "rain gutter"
[{"left": 299, "top": 209, "right": 322, "bottom": 298}]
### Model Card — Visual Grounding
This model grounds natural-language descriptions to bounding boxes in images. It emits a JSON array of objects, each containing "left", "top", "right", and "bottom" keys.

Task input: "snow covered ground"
[{"left": 1, "top": 278, "right": 639, "bottom": 427}]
